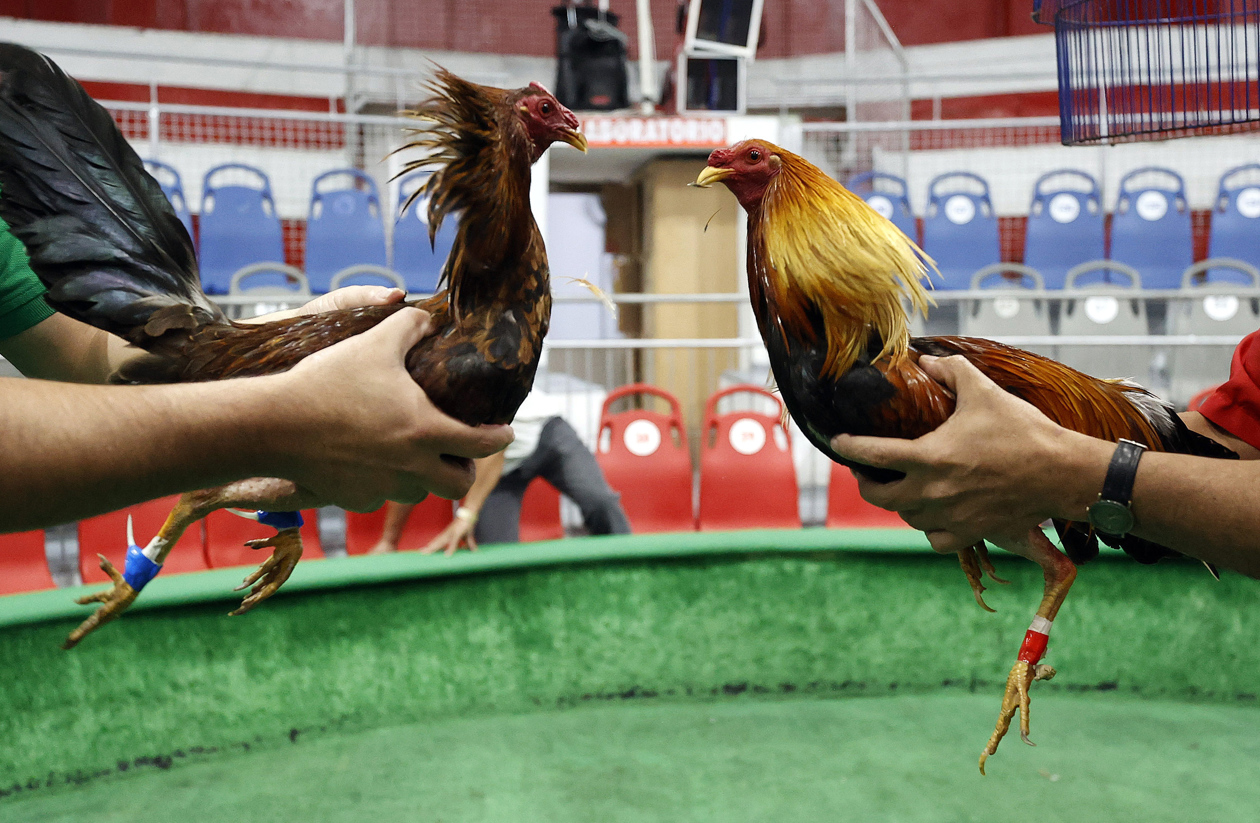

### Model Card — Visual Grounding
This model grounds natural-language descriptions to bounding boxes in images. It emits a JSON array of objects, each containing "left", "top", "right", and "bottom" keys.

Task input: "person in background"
[{"left": 369, "top": 390, "right": 630, "bottom": 554}]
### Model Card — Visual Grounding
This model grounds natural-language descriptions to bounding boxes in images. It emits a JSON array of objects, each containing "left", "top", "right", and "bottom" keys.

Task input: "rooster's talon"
[
  {"left": 227, "top": 530, "right": 303, "bottom": 616},
  {"left": 63, "top": 555, "right": 138, "bottom": 649}
]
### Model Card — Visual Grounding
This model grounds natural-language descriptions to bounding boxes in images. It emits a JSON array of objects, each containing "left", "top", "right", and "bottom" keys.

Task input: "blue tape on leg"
[
  {"left": 122, "top": 544, "right": 162, "bottom": 591},
  {"left": 257, "top": 510, "right": 304, "bottom": 531}
]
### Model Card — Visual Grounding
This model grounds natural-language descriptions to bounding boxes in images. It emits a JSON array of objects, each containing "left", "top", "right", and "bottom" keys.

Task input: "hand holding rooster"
[
  {"left": 0, "top": 306, "right": 513, "bottom": 529},
  {"left": 833, "top": 353, "right": 1260, "bottom": 577}
]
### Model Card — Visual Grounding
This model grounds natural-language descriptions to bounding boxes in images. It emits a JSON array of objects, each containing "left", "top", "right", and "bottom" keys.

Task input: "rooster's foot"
[
  {"left": 978, "top": 658, "right": 1056, "bottom": 775},
  {"left": 229, "top": 528, "right": 304, "bottom": 616},
  {"left": 63, "top": 554, "right": 140, "bottom": 650},
  {"left": 958, "top": 541, "right": 1009, "bottom": 612}
]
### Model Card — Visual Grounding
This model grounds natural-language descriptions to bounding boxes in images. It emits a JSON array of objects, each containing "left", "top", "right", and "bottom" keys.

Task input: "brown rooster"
[
  {"left": 0, "top": 44, "right": 586, "bottom": 646},
  {"left": 695, "top": 140, "right": 1237, "bottom": 772}
]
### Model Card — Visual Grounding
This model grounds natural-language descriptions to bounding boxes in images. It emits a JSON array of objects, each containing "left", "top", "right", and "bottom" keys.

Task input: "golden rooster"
[
  {"left": 695, "top": 140, "right": 1237, "bottom": 773},
  {"left": 0, "top": 44, "right": 585, "bottom": 647}
]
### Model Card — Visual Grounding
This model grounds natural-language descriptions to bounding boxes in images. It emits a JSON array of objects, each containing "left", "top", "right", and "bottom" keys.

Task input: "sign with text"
[{"left": 580, "top": 115, "right": 727, "bottom": 148}]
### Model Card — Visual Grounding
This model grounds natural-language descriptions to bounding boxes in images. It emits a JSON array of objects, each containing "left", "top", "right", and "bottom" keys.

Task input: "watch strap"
[{"left": 1100, "top": 438, "right": 1147, "bottom": 506}]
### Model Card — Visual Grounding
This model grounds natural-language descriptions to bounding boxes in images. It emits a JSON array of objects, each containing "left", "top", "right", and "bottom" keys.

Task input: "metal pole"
[
  {"left": 845, "top": 0, "right": 857, "bottom": 124},
  {"left": 344, "top": 0, "right": 359, "bottom": 165},
  {"left": 635, "top": 0, "right": 657, "bottom": 113},
  {"left": 147, "top": 79, "right": 159, "bottom": 159},
  {"left": 343, "top": 0, "right": 356, "bottom": 112}
]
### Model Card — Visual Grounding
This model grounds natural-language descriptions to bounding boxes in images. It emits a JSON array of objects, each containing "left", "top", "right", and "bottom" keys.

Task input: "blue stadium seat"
[
  {"left": 921, "top": 171, "right": 1000, "bottom": 289},
  {"left": 847, "top": 171, "right": 918, "bottom": 243},
  {"left": 1109, "top": 167, "right": 1193, "bottom": 290},
  {"left": 198, "top": 164, "right": 285, "bottom": 294},
  {"left": 1208, "top": 163, "right": 1260, "bottom": 273},
  {"left": 392, "top": 170, "right": 457, "bottom": 294},
  {"left": 1023, "top": 169, "right": 1105, "bottom": 290},
  {"left": 304, "top": 169, "right": 388, "bottom": 293},
  {"left": 144, "top": 159, "right": 195, "bottom": 244}
]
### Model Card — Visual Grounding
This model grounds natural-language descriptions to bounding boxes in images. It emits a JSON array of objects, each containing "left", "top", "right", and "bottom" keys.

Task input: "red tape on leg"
[{"left": 1017, "top": 629, "right": 1049, "bottom": 664}]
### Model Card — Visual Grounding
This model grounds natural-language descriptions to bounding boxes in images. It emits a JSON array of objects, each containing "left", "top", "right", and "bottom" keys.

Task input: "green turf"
[
  {"left": 5, "top": 693, "right": 1259, "bottom": 823},
  {"left": 3, "top": 545, "right": 1259, "bottom": 796}
]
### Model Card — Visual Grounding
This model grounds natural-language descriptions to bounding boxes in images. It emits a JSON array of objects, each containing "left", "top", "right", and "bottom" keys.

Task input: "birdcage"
[{"left": 1035, "top": 0, "right": 1260, "bottom": 144}]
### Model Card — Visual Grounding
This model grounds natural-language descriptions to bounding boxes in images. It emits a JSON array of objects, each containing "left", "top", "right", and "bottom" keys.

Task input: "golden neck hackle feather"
[{"left": 755, "top": 149, "right": 936, "bottom": 380}]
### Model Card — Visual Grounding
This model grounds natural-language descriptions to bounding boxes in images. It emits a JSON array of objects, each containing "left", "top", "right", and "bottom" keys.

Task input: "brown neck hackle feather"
[
  {"left": 752, "top": 149, "right": 935, "bottom": 380},
  {"left": 394, "top": 69, "right": 542, "bottom": 321}
]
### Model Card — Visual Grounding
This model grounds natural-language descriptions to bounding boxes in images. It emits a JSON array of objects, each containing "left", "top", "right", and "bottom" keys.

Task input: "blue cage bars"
[{"left": 1035, "top": 0, "right": 1260, "bottom": 144}]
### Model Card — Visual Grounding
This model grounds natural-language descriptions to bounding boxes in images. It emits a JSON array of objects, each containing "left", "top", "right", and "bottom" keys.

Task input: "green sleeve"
[{"left": 0, "top": 213, "right": 55, "bottom": 341}]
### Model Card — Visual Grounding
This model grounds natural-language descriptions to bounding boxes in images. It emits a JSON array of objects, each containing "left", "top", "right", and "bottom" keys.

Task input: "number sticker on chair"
[
  {"left": 1048, "top": 193, "right": 1081, "bottom": 224},
  {"left": 1135, "top": 191, "right": 1168, "bottom": 221},
  {"left": 944, "top": 195, "right": 976, "bottom": 225},
  {"left": 729, "top": 418, "right": 766, "bottom": 455},
  {"left": 1084, "top": 296, "right": 1120, "bottom": 324},
  {"left": 623, "top": 419, "right": 661, "bottom": 456},
  {"left": 866, "top": 195, "right": 894, "bottom": 221},
  {"left": 1203, "top": 294, "right": 1240, "bottom": 321},
  {"left": 1237, "top": 187, "right": 1260, "bottom": 219},
  {"left": 993, "top": 297, "right": 1021, "bottom": 319}
]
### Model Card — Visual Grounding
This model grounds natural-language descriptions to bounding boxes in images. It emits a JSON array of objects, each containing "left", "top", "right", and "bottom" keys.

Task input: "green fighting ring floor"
[
  {"left": 4, "top": 529, "right": 1259, "bottom": 821},
  {"left": 6, "top": 692, "right": 1260, "bottom": 823}
]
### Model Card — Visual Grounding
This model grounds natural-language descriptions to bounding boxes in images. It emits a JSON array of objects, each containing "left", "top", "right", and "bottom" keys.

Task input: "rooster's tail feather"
[{"left": 0, "top": 43, "right": 221, "bottom": 347}]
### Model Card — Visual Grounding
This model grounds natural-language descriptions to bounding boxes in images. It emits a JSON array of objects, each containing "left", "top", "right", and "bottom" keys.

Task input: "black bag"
[{"left": 551, "top": 1, "right": 630, "bottom": 111}]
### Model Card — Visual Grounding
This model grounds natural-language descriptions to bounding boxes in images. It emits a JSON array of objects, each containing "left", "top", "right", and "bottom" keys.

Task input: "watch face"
[{"left": 1088, "top": 500, "right": 1134, "bottom": 536}]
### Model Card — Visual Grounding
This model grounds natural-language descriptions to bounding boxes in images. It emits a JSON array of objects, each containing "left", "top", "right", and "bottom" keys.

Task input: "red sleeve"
[{"left": 1199, "top": 329, "right": 1260, "bottom": 451}]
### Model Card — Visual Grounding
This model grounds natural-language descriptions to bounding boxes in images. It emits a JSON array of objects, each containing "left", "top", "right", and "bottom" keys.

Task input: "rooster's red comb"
[{"left": 708, "top": 147, "right": 735, "bottom": 166}]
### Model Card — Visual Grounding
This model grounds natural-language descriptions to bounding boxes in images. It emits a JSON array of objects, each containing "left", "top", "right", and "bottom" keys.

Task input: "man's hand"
[
  {"left": 272, "top": 308, "right": 513, "bottom": 511},
  {"left": 829, "top": 355, "right": 1102, "bottom": 554},
  {"left": 421, "top": 515, "right": 478, "bottom": 556}
]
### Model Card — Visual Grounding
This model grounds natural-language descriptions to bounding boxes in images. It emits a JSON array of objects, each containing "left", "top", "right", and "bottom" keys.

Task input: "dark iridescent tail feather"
[{"left": 0, "top": 43, "right": 221, "bottom": 351}]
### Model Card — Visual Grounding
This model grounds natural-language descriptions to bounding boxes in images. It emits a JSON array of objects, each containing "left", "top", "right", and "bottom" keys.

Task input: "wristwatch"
[{"left": 1086, "top": 438, "right": 1147, "bottom": 536}]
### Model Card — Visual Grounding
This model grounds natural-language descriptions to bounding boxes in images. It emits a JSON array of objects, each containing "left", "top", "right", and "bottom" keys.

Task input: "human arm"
[
  {"left": 0, "top": 285, "right": 407, "bottom": 384},
  {"left": 829, "top": 354, "right": 1260, "bottom": 579},
  {"left": 367, "top": 500, "right": 419, "bottom": 554},
  {"left": 0, "top": 308, "right": 513, "bottom": 532},
  {"left": 421, "top": 450, "right": 506, "bottom": 556}
]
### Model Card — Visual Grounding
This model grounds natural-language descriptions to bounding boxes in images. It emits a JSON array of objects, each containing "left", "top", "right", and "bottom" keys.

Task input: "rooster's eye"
[
  {"left": 749, "top": 150, "right": 761, "bottom": 162},
  {"left": 541, "top": 101, "right": 552, "bottom": 114}
]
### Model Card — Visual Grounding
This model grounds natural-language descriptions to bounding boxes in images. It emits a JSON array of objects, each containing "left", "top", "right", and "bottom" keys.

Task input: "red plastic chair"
[
  {"left": 0, "top": 530, "right": 55, "bottom": 595},
  {"left": 826, "top": 463, "right": 909, "bottom": 528},
  {"left": 1186, "top": 384, "right": 1222, "bottom": 412},
  {"left": 595, "top": 383, "right": 696, "bottom": 533},
  {"left": 697, "top": 385, "right": 801, "bottom": 531},
  {"left": 519, "top": 477, "right": 565, "bottom": 542},
  {"left": 78, "top": 496, "right": 209, "bottom": 584},
  {"left": 345, "top": 497, "right": 455, "bottom": 555},
  {"left": 204, "top": 509, "right": 323, "bottom": 569}
]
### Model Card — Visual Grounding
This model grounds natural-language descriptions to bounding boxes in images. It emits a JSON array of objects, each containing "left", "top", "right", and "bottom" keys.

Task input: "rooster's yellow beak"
[
  {"left": 558, "top": 128, "right": 588, "bottom": 153},
  {"left": 693, "top": 166, "right": 735, "bottom": 188}
]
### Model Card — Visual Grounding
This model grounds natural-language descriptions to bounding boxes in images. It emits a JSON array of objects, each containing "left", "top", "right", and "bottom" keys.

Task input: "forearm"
[
  {"left": 0, "top": 313, "right": 141, "bottom": 383},
  {"left": 1037, "top": 431, "right": 1260, "bottom": 578},
  {"left": 462, "top": 451, "right": 505, "bottom": 514},
  {"left": 0, "top": 376, "right": 291, "bottom": 531},
  {"left": 377, "top": 501, "right": 415, "bottom": 545}
]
